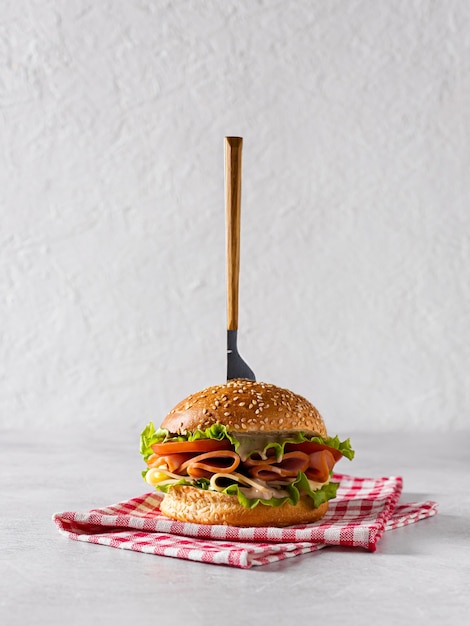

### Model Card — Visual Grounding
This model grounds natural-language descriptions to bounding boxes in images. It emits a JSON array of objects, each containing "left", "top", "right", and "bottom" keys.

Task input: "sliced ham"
[
  {"left": 244, "top": 451, "right": 310, "bottom": 482},
  {"left": 147, "top": 439, "right": 340, "bottom": 484},
  {"left": 147, "top": 452, "right": 194, "bottom": 472},
  {"left": 305, "top": 450, "right": 336, "bottom": 483},
  {"left": 244, "top": 447, "right": 337, "bottom": 483},
  {"left": 179, "top": 450, "right": 241, "bottom": 479},
  {"left": 285, "top": 441, "right": 343, "bottom": 463}
]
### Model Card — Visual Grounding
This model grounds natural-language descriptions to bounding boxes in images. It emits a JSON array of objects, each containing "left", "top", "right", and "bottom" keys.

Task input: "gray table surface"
[{"left": 1, "top": 428, "right": 469, "bottom": 626}]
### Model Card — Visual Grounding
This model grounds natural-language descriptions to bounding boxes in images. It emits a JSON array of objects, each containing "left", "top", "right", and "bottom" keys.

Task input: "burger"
[{"left": 140, "top": 379, "right": 354, "bottom": 527}]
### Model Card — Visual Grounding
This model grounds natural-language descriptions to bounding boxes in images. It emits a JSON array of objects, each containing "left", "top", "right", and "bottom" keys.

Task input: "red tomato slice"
[
  {"left": 285, "top": 441, "right": 343, "bottom": 463},
  {"left": 151, "top": 438, "right": 233, "bottom": 455}
]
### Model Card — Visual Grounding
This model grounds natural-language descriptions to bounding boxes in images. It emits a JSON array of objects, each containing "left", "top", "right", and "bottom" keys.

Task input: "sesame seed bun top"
[{"left": 160, "top": 379, "right": 327, "bottom": 438}]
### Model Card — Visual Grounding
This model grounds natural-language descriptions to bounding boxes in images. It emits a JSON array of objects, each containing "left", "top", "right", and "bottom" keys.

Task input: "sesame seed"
[
  {"left": 224, "top": 411, "right": 230, "bottom": 416},
  {"left": 239, "top": 402, "right": 245, "bottom": 406}
]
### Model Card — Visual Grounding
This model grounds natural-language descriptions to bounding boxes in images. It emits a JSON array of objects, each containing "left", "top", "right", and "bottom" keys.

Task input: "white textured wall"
[{"left": 1, "top": 0, "right": 469, "bottom": 436}]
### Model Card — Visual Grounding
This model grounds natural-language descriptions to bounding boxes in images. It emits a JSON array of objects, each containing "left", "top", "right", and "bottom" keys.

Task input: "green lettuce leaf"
[
  {"left": 148, "top": 472, "right": 339, "bottom": 509},
  {"left": 317, "top": 435, "right": 355, "bottom": 461},
  {"left": 140, "top": 421, "right": 354, "bottom": 462},
  {"left": 237, "top": 433, "right": 355, "bottom": 462},
  {"left": 139, "top": 422, "right": 238, "bottom": 461},
  {"left": 290, "top": 473, "right": 339, "bottom": 508},
  {"left": 225, "top": 473, "right": 338, "bottom": 509}
]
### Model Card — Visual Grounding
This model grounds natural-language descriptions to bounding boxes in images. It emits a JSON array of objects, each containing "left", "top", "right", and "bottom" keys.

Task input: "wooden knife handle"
[{"left": 225, "top": 136, "right": 243, "bottom": 332}]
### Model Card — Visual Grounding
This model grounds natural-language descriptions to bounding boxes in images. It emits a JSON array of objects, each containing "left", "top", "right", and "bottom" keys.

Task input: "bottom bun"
[{"left": 159, "top": 485, "right": 329, "bottom": 527}]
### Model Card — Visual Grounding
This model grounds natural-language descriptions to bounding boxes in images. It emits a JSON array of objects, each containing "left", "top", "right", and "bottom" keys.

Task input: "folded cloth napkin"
[{"left": 53, "top": 474, "right": 438, "bottom": 569}]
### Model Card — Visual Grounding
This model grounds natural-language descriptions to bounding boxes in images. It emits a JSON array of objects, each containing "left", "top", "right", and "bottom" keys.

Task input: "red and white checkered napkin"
[{"left": 52, "top": 474, "right": 438, "bottom": 569}]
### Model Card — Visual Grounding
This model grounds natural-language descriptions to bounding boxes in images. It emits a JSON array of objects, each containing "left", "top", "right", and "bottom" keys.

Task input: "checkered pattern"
[{"left": 52, "top": 474, "right": 438, "bottom": 568}]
